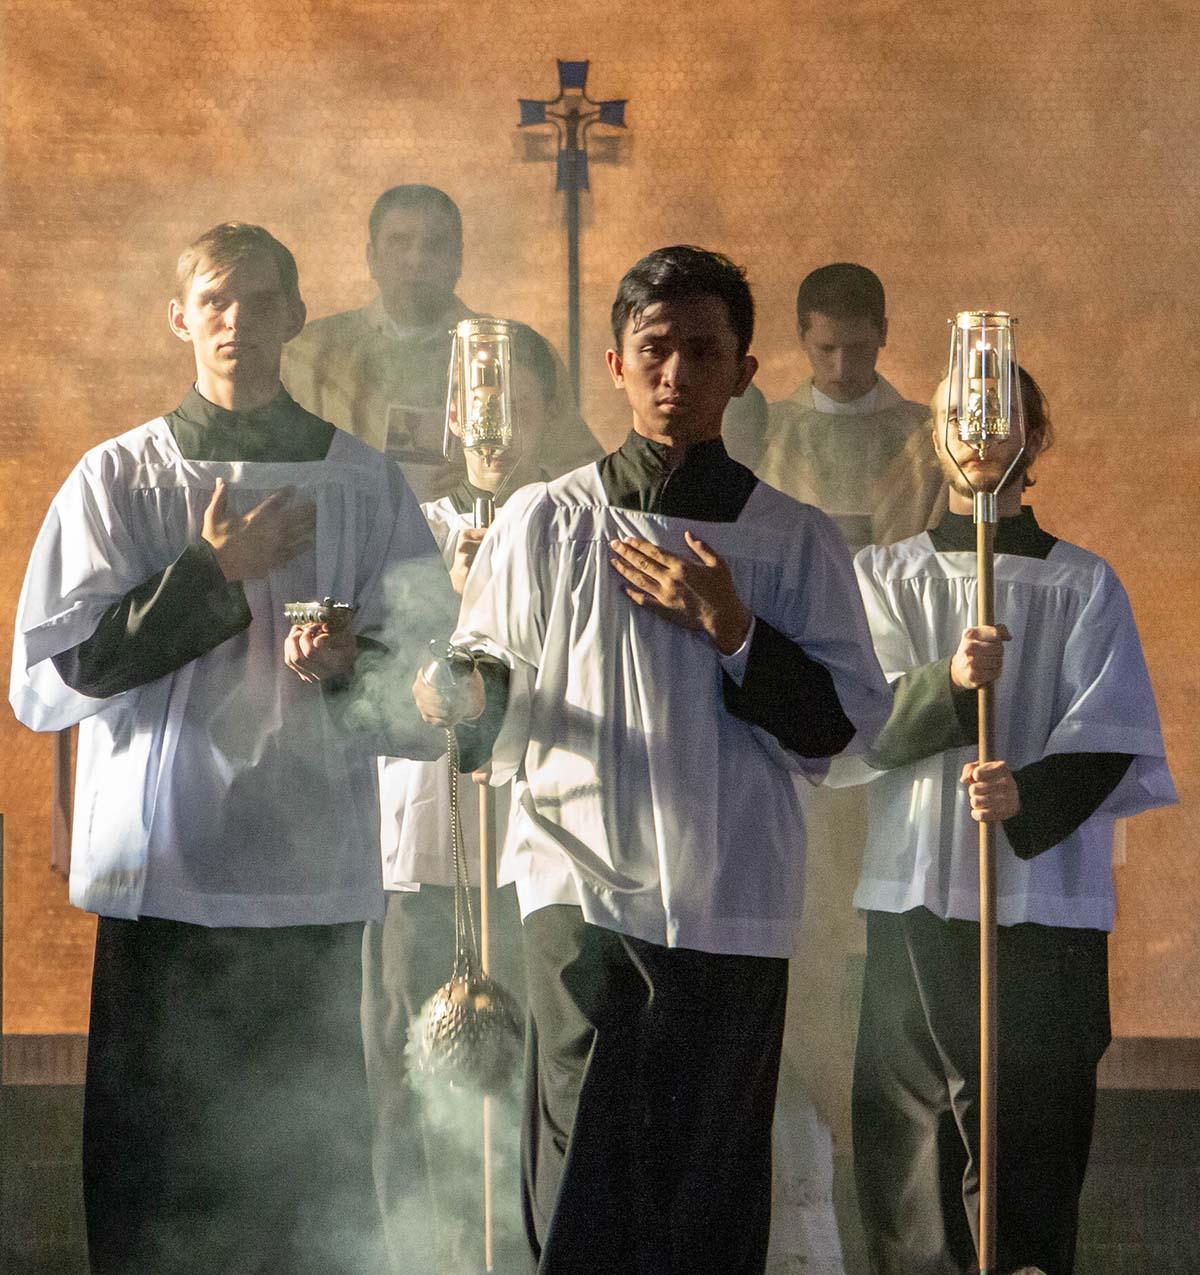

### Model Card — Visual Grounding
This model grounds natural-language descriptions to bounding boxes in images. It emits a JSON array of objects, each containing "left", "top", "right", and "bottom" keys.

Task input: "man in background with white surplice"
[{"left": 753, "top": 263, "right": 944, "bottom": 1274}]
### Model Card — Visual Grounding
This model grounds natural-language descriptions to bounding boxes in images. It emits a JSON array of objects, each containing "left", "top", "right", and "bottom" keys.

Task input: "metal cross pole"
[
  {"left": 444, "top": 318, "right": 522, "bottom": 1275},
  {"left": 518, "top": 60, "right": 628, "bottom": 405},
  {"left": 472, "top": 492, "right": 498, "bottom": 1275}
]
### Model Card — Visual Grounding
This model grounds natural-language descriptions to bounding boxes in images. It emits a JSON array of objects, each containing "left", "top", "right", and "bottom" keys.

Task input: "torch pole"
[
  {"left": 473, "top": 495, "right": 497, "bottom": 1273},
  {"left": 975, "top": 506, "right": 998, "bottom": 1275},
  {"left": 946, "top": 310, "right": 1021, "bottom": 1274}
]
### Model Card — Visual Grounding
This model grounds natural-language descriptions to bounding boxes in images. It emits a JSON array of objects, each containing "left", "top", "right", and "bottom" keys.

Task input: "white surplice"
[
  {"left": 452, "top": 463, "right": 892, "bottom": 959},
  {"left": 11, "top": 418, "right": 438, "bottom": 925},
  {"left": 839, "top": 532, "right": 1177, "bottom": 929},
  {"left": 377, "top": 495, "right": 513, "bottom": 890}
]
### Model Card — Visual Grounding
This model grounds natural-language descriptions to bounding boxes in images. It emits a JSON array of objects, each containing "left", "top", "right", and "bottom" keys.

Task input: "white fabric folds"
[
  {"left": 377, "top": 495, "right": 512, "bottom": 891},
  {"left": 11, "top": 418, "right": 438, "bottom": 926},
  {"left": 453, "top": 464, "right": 891, "bottom": 958},
  {"left": 839, "top": 533, "right": 1177, "bottom": 930}
]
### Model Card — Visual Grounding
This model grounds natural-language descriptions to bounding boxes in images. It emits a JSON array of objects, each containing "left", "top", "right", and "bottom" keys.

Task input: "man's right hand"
[
  {"left": 411, "top": 666, "right": 486, "bottom": 727},
  {"left": 449, "top": 527, "right": 486, "bottom": 596},
  {"left": 950, "top": 624, "right": 1012, "bottom": 690},
  {"left": 202, "top": 478, "right": 316, "bottom": 581}
]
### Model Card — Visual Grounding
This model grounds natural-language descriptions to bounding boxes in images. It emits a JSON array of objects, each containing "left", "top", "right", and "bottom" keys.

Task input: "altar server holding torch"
[{"left": 835, "top": 360, "right": 1176, "bottom": 1275}]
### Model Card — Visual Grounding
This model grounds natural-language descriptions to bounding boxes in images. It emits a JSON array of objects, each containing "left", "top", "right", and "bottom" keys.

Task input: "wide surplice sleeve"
[
  {"left": 728, "top": 493, "right": 892, "bottom": 778},
  {"left": 449, "top": 483, "right": 549, "bottom": 781},
  {"left": 50, "top": 542, "right": 251, "bottom": 700},
  {"left": 10, "top": 441, "right": 190, "bottom": 731},
  {"left": 720, "top": 617, "right": 857, "bottom": 758},
  {"left": 1025, "top": 557, "right": 1174, "bottom": 818},
  {"left": 824, "top": 542, "right": 931, "bottom": 789}
]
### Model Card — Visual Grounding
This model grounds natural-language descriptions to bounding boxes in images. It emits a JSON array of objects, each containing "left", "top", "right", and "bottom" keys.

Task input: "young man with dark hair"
[
  {"left": 837, "top": 368, "right": 1175, "bottom": 1275},
  {"left": 281, "top": 183, "right": 598, "bottom": 501},
  {"left": 413, "top": 244, "right": 891, "bottom": 1273},
  {"left": 754, "top": 261, "right": 942, "bottom": 553},
  {"left": 795, "top": 260, "right": 886, "bottom": 335},
  {"left": 735, "top": 262, "right": 948, "bottom": 1274},
  {"left": 10, "top": 221, "right": 447, "bottom": 1275}
]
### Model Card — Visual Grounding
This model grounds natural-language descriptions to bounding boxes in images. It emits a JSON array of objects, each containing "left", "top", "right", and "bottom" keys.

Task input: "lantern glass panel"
[{"left": 444, "top": 319, "right": 516, "bottom": 462}]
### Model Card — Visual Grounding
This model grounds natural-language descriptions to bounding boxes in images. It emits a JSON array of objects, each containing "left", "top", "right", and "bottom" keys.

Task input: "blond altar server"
[
  {"left": 836, "top": 368, "right": 1175, "bottom": 1274},
  {"left": 10, "top": 222, "right": 448, "bottom": 1275}
]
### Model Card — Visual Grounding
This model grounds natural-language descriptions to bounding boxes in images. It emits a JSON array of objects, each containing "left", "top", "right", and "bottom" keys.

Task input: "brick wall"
[{"left": 1, "top": 0, "right": 1195, "bottom": 1039}]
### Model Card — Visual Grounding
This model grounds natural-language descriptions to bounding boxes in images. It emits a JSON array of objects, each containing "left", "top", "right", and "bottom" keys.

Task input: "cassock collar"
[
  {"left": 449, "top": 476, "right": 498, "bottom": 515},
  {"left": 168, "top": 384, "right": 334, "bottom": 462},
  {"left": 929, "top": 505, "right": 1058, "bottom": 560},
  {"left": 597, "top": 429, "right": 757, "bottom": 522},
  {"left": 176, "top": 384, "right": 299, "bottom": 431}
]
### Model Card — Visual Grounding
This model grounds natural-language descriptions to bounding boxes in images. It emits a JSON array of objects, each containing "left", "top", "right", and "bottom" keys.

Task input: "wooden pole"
[
  {"left": 479, "top": 776, "right": 496, "bottom": 1274},
  {"left": 976, "top": 515, "right": 998, "bottom": 1275},
  {"left": 474, "top": 495, "right": 497, "bottom": 1274}
]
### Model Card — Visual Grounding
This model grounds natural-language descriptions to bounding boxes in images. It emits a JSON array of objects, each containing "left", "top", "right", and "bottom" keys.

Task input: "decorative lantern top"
[{"left": 943, "top": 310, "right": 1027, "bottom": 523}]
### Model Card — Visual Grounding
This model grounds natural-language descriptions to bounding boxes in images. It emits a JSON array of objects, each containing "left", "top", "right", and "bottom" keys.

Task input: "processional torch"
[
  {"left": 413, "top": 317, "right": 522, "bottom": 1273},
  {"left": 943, "top": 311, "right": 1026, "bottom": 1275},
  {"left": 444, "top": 317, "right": 519, "bottom": 988}
]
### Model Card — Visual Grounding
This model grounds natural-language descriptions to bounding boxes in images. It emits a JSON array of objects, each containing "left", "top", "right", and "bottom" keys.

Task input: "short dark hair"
[
  {"left": 796, "top": 262, "right": 885, "bottom": 334},
  {"left": 611, "top": 245, "right": 755, "bottom": 359},
  {"left": 175, "top": 222, "right": 301, "bottom": 307},
  {"left": 368, "top": 184, "right": 463, "bottom": 256}
]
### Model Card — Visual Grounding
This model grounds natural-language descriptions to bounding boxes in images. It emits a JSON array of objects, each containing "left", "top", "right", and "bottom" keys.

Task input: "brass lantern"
[{"left": 943, "top": 310, "right": 1026, "bottom": 525}]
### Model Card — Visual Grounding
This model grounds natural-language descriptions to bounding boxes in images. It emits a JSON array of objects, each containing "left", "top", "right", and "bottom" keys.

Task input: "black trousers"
[
  {"left": 360, "top": 884, "right": 527, "bottom": 1274},
  {"left": 521, "top": 904, "right": 788, "bottom": 1275},
  {"left": 852, "top": 907, "right": 1111, "bottom": 1275},
  {"left": 84, "top": 915, "right": 383, "bottom": 1275}
]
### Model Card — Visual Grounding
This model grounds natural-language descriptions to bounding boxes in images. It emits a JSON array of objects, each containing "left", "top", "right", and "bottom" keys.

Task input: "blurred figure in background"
[
  {"left": 757, "top": 262, "right": 941, "bottom": 551},
  {"left": 282, "top": 183, "right": 599, "bottom": 503},
  {"left": 753, "top": 264, "right": 944, "bottom": 1274},
  {"left": 362, "top": 323, "right": 557, "bottom": 1274}
]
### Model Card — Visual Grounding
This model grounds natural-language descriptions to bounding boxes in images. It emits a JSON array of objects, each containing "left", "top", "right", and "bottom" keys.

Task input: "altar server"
[
  {"left": 363, "top": 322, "right": 557, "bottom": 1274},
  {"left": 838, "top": 368, "right": 1176, "bottom": 1275},
  {"left": 415, "top": 245, "right": 891, "bottom": 1274},
  {"left": 10, "top": 222, "right": 447, "bottom": 1275}
]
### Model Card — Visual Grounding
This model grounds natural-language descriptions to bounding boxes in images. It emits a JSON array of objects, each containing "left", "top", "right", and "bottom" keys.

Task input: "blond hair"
[{"left": 174, "top": 222, "right": 301, "bottom": 307}]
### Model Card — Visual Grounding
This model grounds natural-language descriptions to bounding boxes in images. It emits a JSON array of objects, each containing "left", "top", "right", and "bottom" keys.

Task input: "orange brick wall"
[{"left": 1, "top": 0, "right": 1195, "bottom": 1035}]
